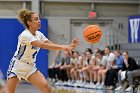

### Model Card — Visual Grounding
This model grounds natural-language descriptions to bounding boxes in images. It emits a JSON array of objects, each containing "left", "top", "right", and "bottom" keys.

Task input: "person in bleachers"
[
  {"left": 94, "top": 50, "right": 108, "bottom": 89},
  {"left": 69, "top": 51, "right": 78, "bottom": 83},
  {"left": 105, "top": 50, "right": 123, "bottom": 90},
  {"left": 96, "top": 47, "right": 115, "bottom": 89},
  {"left": 55, "top": 51, "right": 71, "bottom": 85},
  {"left": 91, "top": 52, "right": 98, "bottom": 86},
  {"left": 77, "top": 52, "right": 86, "bottom": 87},
  {"left": 70, "top": 51, "right": 82, "bottom": 86},
  {"left": 95, "top": 47, "right": 115, "bottom": 89},
  {"left": 79, "top": 48, "right": 95, "bottom": 88},
  {"left": 115, "top": 51, "right": 139, "bottom": 92},
  {"left": 74, "top": 52, "right": 86, "bottom": 87},
  {"left": 48, "top": 50, "right": 62, "bottom": 83},
  {"left": 80, "top": 48, "right": 99, "bottom": 88},
  {"left": 61, "top": 51, "right": 72, "bottom": 82},
  {"left": 91, "top": 48, "right": 100, "bottom": 84}
]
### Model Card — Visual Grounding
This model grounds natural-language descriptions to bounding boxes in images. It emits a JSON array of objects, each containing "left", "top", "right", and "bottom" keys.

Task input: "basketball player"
[{"left": 6, "top": 9, "right": 79, "bottom": 93}]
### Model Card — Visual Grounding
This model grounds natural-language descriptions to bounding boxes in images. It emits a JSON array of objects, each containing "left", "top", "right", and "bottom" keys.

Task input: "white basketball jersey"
[{"left": 13, "top": 29, "right": 48, "bottom": 63}]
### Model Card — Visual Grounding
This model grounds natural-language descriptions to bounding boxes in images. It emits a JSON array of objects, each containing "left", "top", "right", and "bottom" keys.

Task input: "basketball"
[{"left": 83, "top": 25, "right": 102, "bottom": 44}]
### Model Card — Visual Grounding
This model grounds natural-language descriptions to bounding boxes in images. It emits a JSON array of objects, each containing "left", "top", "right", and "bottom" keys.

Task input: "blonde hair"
[{"left": 18, "top": 9, "right": 35, "bottom": 28}]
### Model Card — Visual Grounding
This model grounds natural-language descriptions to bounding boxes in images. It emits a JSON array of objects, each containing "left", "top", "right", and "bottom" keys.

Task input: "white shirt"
[
  {"left": 85, "top": 55, "right": 95, "bottom": 65},
  {"left": 96, "top": 56, "right": 108, "bottom": 66},
  {"left": 14, "top": 29, "right": 48, "bottom": 63},
  {"left": 107, "top": 53, "right": 115, "bottom": 62},
  {"left": 106, "top": 53, "right": 115, "bottom": 67},
  {"left": 71, "top": 56, "right": 82, "bottom": 65}
]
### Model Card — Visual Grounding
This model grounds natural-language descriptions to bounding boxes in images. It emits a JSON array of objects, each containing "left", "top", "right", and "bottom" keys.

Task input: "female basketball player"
[{"left": 6, "top": 9, "right": 79, "bottom": 93}]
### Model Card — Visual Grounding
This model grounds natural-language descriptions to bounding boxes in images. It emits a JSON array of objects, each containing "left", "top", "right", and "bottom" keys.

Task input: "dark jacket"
[{"left": 122, "top": 57, "right": 139, "bottom": 71}]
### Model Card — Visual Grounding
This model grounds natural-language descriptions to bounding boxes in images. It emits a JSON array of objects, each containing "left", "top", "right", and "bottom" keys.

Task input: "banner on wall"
[{"left": 128, "top": 16, "right": 140, "bottom": 43}]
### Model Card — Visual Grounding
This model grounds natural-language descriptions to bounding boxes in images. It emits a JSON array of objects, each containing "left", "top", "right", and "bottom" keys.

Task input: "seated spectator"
[
  {"left": 84, "top": 48, "right": 99, "bottom": 88},
  {"left": 74, "top": 52, "right": 86, "bottom": 86},
  {"left": 79, "top": 49, "right": 95, "bottom": 87},
  {"left": 70, "top": 51, "right": 80, "bottom": 84},
  {"left": 48, "top": 50, "right": 62, "bottom": 82},
  {"left": 91, "top": 48, "right": 100, "bottom": 85},
  {"left": 105, "top": 50, "right": 123, "bottom": 90},
  {"left": 115, "top": 51, "right": 140, "bottom": 92},
  {"left": 94, "top": 50, "right": 108, "bottom": 89},
  {"left": 77, "top": 52, "right": 86, "bottom": 86},
  {"left": 55, "top": 51, "right": 72, "bottom": 85},
  {"left": 95, "top": 47, "right": 115, "bottom": 89},
  {"left": 59, "top": 51, "right": 71, "bottom": 83}
]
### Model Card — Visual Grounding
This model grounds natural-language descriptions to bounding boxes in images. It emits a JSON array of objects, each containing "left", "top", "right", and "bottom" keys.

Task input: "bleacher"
[{"left": 120, "top": 43, "right": 140, "bottom": 62}]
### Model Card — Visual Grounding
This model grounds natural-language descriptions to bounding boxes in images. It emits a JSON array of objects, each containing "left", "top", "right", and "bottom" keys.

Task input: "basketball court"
[{"left": 16, "top": 83, "right": 136, "bottom": 93}]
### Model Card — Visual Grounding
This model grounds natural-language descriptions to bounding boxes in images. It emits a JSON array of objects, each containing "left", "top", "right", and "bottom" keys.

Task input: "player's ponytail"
[{"left": 18, "top": 9, "right": 34, "bottom": 28}]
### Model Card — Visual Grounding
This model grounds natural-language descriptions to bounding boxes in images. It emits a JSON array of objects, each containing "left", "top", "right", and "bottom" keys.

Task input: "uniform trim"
[
  {"left": 7, "top": 59, "right": 16, "bottom": 78},
  {"left": 19, "top": 45, "right": 26, "bottom": 60},
  {"left": 14, "top": 45, "right": 26, "bottom": 60},
  {"left": 7, "top": 72, "right": 17, "bottom": 78}
]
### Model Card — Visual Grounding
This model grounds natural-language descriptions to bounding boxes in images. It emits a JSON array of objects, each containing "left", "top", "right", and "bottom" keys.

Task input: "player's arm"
[
  {"left": 31, "top": 40, "right": 72, "bottom": 51},
  {"left": 44, "top": 40, "right": 54, "bottom": 44},
  {"left": 44, "top": 38, "right": 79, "bottom": 48},
  {"left": 39, "top": 32, "right": 79, "bottom": 50}
]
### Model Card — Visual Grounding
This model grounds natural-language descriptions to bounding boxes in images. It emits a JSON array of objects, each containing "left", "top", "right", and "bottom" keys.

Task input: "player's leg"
[
  {"left": 6, "top": 77, "right": 19, "bottom": 93},
  {"left": 27, "top": 71, "right": 51, "bottom": 93}
]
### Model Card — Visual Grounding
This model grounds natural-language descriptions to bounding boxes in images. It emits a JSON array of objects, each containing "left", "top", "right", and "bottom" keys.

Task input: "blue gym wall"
[{"left": 0, "top": 18, "right": 48, "bottom": 79}]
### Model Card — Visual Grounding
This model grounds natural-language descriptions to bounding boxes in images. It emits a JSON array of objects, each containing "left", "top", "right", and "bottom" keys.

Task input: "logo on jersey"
[{"left": 128, "top": 16, "right": 140, "bottom": 43}]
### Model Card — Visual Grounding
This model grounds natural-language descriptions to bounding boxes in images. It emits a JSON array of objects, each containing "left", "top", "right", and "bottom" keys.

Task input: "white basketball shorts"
[{"left": 7, "top": 58, "right": 37, "bottom": 81}]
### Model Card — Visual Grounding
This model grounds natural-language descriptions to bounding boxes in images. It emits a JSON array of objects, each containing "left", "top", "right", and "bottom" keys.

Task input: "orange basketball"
[{"left": 83, "top": 25, "right": 102, "bottom": 44}]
